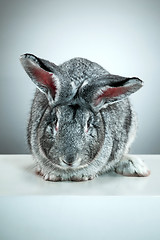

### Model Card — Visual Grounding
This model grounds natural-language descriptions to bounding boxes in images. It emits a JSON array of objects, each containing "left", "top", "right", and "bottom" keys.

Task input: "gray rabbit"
[{"left": 20, "top": 54, "right": 150, "bottom": 181}]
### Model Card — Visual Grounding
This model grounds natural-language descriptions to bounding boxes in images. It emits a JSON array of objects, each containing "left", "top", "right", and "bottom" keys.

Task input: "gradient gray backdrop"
[{"left": 0, "top": 0, "right": 160, "bottom": 154}]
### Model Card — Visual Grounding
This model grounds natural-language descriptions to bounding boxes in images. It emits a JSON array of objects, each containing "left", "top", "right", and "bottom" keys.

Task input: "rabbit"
[{"left": 20, "top": 53, "right": 150, "bottom": 181}]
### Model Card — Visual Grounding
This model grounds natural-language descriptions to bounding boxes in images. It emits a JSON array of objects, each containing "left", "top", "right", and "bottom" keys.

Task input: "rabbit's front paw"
[
  {"left": 35, "top": 166, "right": 61, "bottom": 181},
  {"left": 43, "top": 173, "right": 62, "bottom": 181},
  {"left": 35, "top": 166, "right": 95, "bottom": 181},
  {"left": 71, "top": 175, "right": 95, "bottom": 181},
  {"left": 115, "top": 155, "right": 150, "bottom": 177}
]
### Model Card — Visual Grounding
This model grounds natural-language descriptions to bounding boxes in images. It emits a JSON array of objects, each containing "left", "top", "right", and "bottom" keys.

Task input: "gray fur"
[{"left": 20, "top": 54, "right": 150, "bottom": 181}]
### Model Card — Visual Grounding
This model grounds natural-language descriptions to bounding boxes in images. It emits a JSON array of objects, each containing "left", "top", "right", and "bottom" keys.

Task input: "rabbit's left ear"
[
  {"left": 20, "top": 54, "right": 61, "bottom": 103},
  {"left": 79, "top": 74, "right": 143, "bottom": 110}
]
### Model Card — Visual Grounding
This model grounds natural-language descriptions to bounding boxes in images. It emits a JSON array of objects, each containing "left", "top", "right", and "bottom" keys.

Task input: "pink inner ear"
[
  {"left": 95, "top": 86, "right": 130, "bottom": 105},
  {"left": 31, "top": 66, "right": 57, "bottom": 96}
]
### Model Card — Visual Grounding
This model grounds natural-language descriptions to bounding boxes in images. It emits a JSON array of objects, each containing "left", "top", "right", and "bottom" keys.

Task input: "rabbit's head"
[{"left": 20, "top": 54, "right": 143, "bottom": 169}]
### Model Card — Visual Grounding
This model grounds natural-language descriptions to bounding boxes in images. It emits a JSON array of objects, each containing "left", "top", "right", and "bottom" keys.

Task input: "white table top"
[
  {"left": 0, "top": 154, "right": 159, "bottom": 196},
  {"left": 1, "top": 155, "right": 160, "bottom": 240}
]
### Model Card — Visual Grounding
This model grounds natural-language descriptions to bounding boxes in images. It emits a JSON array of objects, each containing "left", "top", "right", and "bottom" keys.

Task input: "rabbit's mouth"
[{"left": 59, "top": 156, "right": 83, "bottom": 169}]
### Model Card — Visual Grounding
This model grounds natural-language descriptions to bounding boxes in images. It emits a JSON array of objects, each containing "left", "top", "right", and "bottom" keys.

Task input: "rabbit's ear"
[
  {"left": 79, "top": 74, "right": 143, "bottom": 110},
  {"left": 20, "top": 54, "right": 60, "bottom": 102}
]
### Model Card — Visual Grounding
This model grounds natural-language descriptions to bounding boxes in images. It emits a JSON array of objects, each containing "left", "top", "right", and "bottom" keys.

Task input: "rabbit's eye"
[
  {"left": 87, "top": 120, "right": 91, "bottom": 129},
  {"left": 52, "top": 115, "right": 58, "bottom": 124},
  {"left": 85, "top": 117, "right": 92, "bottom": 132},
  {"left": 87, "top": 116, "right": 93, "bottom": 127},
  {"left": 51, "top": 116, "right": 58, "bottom": 131},
  {"left": 47, "top": 113, "right": 57, "bottom": 124},
  {"left": 47, "top": 114, "right": 59, "bottom": 132}
]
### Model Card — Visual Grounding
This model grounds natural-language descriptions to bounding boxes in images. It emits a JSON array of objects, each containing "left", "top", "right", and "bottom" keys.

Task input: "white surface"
[
  {"left": 0, "top": 155, "right": 160, "bottom": 240},
  {"left": 0, "top": 154, "right": 159, "bottom": 196},
  {"left": 0, "top": 196, "right": 160, "bottom": 240}
]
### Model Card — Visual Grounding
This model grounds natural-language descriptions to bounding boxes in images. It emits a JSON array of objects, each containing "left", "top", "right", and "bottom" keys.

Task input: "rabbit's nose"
[{"left": 63, "top": 155, "right": 76, "bottom": 166}]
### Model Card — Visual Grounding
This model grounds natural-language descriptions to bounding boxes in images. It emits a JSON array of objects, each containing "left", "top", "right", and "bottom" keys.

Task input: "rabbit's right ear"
[
  {"left": 20, "top": 54, "right": 60, "bottom": 104},
  {"left": 79, "top": 74, "right": 143, "bottom": 111}
]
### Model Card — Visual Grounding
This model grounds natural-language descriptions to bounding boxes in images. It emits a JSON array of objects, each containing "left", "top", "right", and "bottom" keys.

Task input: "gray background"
[{"left": 0, "top": 0, "right": 159, "bottom": 154}]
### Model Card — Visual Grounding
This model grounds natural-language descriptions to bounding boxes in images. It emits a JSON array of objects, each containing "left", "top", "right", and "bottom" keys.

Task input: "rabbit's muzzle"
[
  {"left": 60, "top": 153, "right": 82, "bottom": 168},
  {"left": 63, "top": 154, "right": 77, "bottom": 166}
]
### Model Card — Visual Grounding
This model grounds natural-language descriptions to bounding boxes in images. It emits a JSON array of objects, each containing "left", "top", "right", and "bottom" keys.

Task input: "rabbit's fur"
[{"left": 20, "top": 54, "right": 150, "bottom": 181}]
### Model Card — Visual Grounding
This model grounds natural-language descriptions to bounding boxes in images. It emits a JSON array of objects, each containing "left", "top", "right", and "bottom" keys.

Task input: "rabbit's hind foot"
[{"left": 115, "top": 155, "right": 150, "bottom": 177}]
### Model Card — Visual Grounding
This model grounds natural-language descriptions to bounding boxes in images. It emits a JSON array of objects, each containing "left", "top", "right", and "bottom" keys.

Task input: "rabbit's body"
[{"left": 21, "top": 54, "right": 150, "bottom": 181}]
